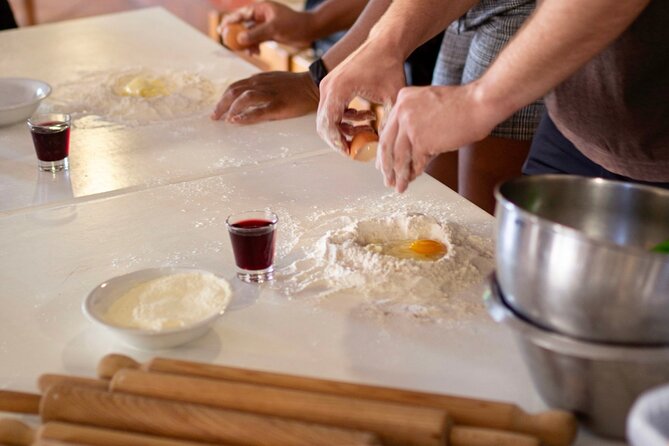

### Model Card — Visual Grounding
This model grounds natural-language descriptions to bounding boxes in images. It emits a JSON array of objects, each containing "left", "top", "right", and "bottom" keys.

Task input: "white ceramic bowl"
[
  {"left": 0, "top": 78, "right": 52, "bottom": 127},
  {"left": 628, "top": 384, "right": 669, "bottom": 446},
  {"left": 83, "top": 267, "right": 233, "bottom": 350}
]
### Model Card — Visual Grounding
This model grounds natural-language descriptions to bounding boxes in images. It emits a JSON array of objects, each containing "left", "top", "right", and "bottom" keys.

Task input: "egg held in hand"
[
  {"left": 222, "top": 23, "right": 249, "bottom": 51},
  {"left": 349, "top": 131, "right": 379, "bottom": 162}
]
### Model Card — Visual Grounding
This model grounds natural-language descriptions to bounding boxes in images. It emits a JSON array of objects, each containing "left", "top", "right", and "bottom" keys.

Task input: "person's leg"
[
  {"left": 458, "top": 137, "right": 531, "bottom": 213},
  {"left": 452, "top": 2, "right": 543, "bottom": 213}
]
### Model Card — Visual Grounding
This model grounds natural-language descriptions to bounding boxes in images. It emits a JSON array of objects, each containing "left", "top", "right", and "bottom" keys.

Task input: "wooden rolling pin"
[
  {"left": 0, "top": 419, "right": 222, "bottom": 446},
  {"left": 2, "top": 385, "right": 380, "bottom": 446},
  {"left": 99, "top": 354, "right": 576, "bottom": 446},
  {"left": 39, "top": 374, "right": 540, "bottom": 446}
]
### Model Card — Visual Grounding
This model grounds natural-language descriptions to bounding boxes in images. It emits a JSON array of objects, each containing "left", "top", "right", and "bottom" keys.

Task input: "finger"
[
  {"left": 218, "top": 7, "right": 253, "bottom": 32},
  {"left": 211, "top": 82, "right": 248, "bottom": 120},
  {"left": 378, "top": 107, "right": 399, "bottom": 188},
  {"left": 411, "top": 153, "right": 433, "bottom": 182},
  {"left": 239, "top": 23, "right": 273, "bottom": 46},
  {"left": 225, "top": 90, "right": 272, "bottom": 124},
  {"left": 316, "top": 80, "right": 351, "bottom": 154},
  {"left": 392, "top": 129, "right": 413, "bottom": 193},
  {"left": 342, "top": 108, "right": 376, "bottom": 122},
  {"left": 338, "top": 122, "right": 375, "bottom": 138},
  {"left": 245, "top": 45, "right": 261, "bottom": 56}
]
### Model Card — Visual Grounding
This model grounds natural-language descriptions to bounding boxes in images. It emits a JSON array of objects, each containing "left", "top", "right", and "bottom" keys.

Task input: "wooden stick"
[
  {"left": 98, "top": 353, "right": 577, "bottom": 446},
  {"left": 111, "top": 369, "right": 449, "bottom": 446},
  {"left": 38, "top": 422, "right": 224, "bottom": 446},
  {"left": 0, "top": 418, "right": 35, "bottom": 445},
  {"left": 40, "top": 384, "right": 381, "bottom": 446},
  {"left": 38, "top": 375, "right": 107, "bottom": 393},
  {"left": 0, "top": 419, "right": 219, "bottom": 446},
  {"left": 38, "top": 373, "right": 541, "bottom": 446},
  {"left": 0, "top": 391, "right": 41, "bottom": 414}
]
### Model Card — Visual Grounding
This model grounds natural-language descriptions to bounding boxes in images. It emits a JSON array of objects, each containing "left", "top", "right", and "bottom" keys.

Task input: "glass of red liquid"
[
  {"left": 226, "top": 210, "right": 278, "bottom": 283},
  {"left": 27, "top": 113, "right": 71, "bottom": 172}
]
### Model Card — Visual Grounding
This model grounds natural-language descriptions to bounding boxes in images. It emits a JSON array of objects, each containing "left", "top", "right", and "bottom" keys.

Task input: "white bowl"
[
  {"left": 83, "top": 267, "right": 233, "bottom": 350},
  {"left": 0, "top": 78, "right": 51, "bottom": 126},
  {"left": 628, "top": 384, "right": 669, "bottom": 446}
]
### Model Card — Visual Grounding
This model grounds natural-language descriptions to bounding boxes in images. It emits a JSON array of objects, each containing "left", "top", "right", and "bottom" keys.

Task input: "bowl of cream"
[{"left": 83, "top": 267, "right": 233, "bottom": 350}]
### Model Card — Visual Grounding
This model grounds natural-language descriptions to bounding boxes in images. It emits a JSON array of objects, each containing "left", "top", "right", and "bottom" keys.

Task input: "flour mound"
[
  {"left": 47, "top": 68, "right": 222, "bottom": 126},
  {"left": 279, "top": 212, "right": 493, "bottom": 322}
]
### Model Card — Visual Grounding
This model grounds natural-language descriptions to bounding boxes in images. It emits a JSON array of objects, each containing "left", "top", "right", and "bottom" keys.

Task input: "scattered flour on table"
[
  {"left": 46, "top": 68, "right": 227, "bottom": 126},
  {"left": 103, "top": 271, "right": 232, "bottom": 331},
  {"left": 274, "top": 196, "right": 494, "bottom": 323}
]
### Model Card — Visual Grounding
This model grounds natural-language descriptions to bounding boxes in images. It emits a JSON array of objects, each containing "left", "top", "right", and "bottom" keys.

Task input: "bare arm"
[
  {"left": 366, "top": 0, "right": 479, "bottom": 60},
  {"left": 306, "top": 0, "right": 369, "bottom": 41},
  {"left": 474, "top": 0, "right": 652, "bottom": 126},
  {"left": 377, "top": 0, "right": 653, "bottom": 193},
  {"left": 321, "top": 0, "right": 391, "bottom": 70}
]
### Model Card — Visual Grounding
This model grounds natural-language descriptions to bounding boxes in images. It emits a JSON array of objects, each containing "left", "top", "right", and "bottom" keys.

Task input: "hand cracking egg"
[{"left": 367, "top": 239, "right": 447, "bottom": 261}]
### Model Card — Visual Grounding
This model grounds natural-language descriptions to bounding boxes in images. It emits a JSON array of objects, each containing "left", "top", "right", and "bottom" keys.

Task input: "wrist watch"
[{"left": 308, "top": 58, "right": 328, "bottom": 88}]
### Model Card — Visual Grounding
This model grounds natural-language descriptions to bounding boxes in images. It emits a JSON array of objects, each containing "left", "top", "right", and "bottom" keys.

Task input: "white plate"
[
  {"left": 82, "top": 267, "right": 252, "bottom": 350},
  {"left": 0, "top": 78, "right": 51, "bottom": 126}
]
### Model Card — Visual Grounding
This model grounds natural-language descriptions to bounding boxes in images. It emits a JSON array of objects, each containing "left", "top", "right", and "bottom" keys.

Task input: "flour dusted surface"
[
  {"left": 46, "top": 68, "right": 225, "bottom": 126},
  {"left": 104, "top": 272, "right": 232, "bottom": 331}
]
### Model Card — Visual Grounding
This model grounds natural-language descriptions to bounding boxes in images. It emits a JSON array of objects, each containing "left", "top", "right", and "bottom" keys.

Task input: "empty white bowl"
[
  {"left": 83, "top": 267, "right": 233, "bottom": 350},
  {"left": 0, "top": 78, "right": 51, "bottom": 126}
]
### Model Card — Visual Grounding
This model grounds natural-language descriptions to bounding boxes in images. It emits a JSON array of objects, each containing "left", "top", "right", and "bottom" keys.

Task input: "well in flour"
[{"left": 276, "top": 211, "right": 493, "bottom": 322}]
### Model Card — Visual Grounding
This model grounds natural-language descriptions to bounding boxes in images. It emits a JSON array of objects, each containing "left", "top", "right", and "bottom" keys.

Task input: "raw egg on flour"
[
  {"left": 113, "top": 75, "right": 170, "bottom": 98},
  {"left": 368, "top": 239, "right": 447, "bottom": 261}
]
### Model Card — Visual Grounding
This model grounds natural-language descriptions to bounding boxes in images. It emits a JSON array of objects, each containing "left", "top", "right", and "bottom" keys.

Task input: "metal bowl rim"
[{"left": 494, "top": 175, "right": 669, "bottom": 261}]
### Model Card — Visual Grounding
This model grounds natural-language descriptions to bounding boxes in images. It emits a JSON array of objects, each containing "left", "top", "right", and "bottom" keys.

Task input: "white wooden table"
[{"left": 0, "top": 8, "right": 621, "bottom": 446}]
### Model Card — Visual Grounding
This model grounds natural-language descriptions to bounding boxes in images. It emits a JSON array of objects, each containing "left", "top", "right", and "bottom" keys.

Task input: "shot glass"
[
  {"left": 226, "top": 210, "right": 278, "bottom": 283},
  {"left": 27, "top": 113, "right": 71, "bottom": 172}
]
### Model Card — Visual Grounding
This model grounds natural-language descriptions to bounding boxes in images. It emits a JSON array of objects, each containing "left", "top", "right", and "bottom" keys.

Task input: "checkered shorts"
[{"left": 432, "top": 0, "right": 544, "bottom": 140}]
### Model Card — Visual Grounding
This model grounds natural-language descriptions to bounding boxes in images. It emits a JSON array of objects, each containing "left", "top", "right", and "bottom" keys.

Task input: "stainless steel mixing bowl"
[
  {"left": 484, "top": 274, "right": 669, "bottom": 439},
  {"left": 494, "top": 175, "right": 669, "bottom": 344}
]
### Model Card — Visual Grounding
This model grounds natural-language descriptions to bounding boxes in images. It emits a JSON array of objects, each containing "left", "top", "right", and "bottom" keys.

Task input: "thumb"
[{"left": 239, "top": 23, "right": 274, "bottom": 46}]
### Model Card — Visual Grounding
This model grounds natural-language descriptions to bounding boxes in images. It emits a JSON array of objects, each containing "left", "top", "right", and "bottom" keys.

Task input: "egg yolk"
[
  {"left": 367, "top": 239, "right": 447, "bottom": 261},
  {"left": 409, "top": 239, "right": 447, "bottom": 257}
]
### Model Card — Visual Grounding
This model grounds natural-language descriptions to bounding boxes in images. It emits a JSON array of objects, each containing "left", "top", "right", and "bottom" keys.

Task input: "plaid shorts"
[{"left": 432, "top": 0, "right": 544, "bottom": 140}]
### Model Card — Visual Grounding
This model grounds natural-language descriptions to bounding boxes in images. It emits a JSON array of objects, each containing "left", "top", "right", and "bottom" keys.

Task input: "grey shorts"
[{"left": 432, "top": 0, "right": 544, "bottom": 140}]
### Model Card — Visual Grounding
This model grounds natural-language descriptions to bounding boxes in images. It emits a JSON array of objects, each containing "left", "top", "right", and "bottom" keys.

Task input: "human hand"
[
  {"left": 218, "top": 1, "right": 313, "bottom": 54},
  {"left": 211, "top": 71, "right": 319, "bottom": 124},
  {"left": 378, "top": 84, "right": 498, "bottom": 193},
  {"left": 316, "top": 39, "right": 406, "bottom": 154}
]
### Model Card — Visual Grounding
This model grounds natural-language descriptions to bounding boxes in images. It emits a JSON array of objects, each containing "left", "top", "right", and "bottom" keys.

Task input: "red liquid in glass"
[
  {"left": 30, "top": 121, "right": 70, "bottom": 162},
  {"left": 229, "top": 219, "right": 276, "bottom": 270}
]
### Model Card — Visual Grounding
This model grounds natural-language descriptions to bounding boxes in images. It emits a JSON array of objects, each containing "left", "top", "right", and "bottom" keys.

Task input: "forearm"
[
  {"left": 369, "top": 0, "right": 479, "bottom": 60},
  {"left": 475, "top": 0, "right": 651, "bottom": 124},
  {"left": 306, "top": 0, "right": 369, "bottom": 41},
  {"left": 322, "top": 0, "right": 391, "bottom": 70}
]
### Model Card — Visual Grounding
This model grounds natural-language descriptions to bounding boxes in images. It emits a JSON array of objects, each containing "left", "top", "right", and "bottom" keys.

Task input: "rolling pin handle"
[
  {"left": 514, "top": 410, "right": 578, "bottom": 446},
  {"left": 97, "top": 354, "right": 140, "bottom": 380},
  {"left": 0, "top": 391, "right": 41, "bottom": 415},
  {"left": 0, "top": 418, "right": 35, "bottom": 445}
]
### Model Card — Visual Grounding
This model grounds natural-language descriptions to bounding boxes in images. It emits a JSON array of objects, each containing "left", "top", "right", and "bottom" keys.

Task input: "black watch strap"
[{"left": 308, "top": 58, "right": 328, "bottom": 88}]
